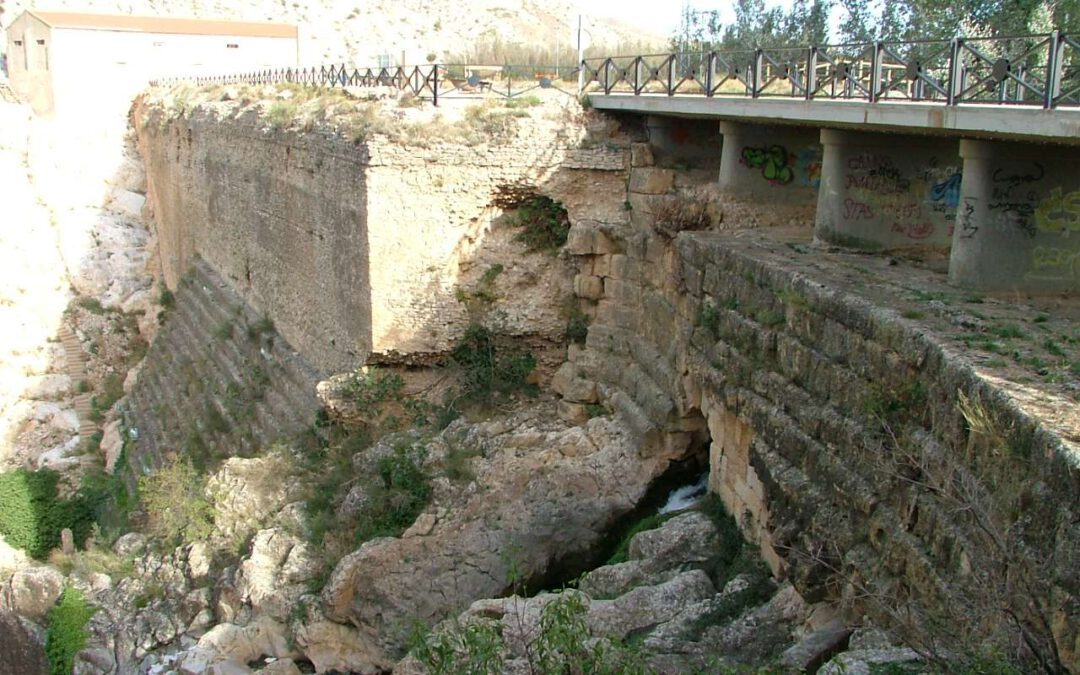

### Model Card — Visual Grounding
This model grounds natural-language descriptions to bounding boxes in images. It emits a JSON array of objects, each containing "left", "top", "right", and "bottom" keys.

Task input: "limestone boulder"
[
  {"left": 293, "top": 605, "right": 390, "bottom": 675},
  {"left": 586, "top": 569, "right": 716, "bottom": 640},
  {"left": 235, "top": 529, "right": 320, "bottom": 621},
  {"left": 208, "top": 452, "right": 303, "bottom": 545},
  {"left": 0, "top": 536, "right": 29, "bottom": 580},
  {"left": 0, "top": 566, "right": 65, "bottom": 619},
  {"left": 0, "top": 611, "right": 47, "bottom": 675}
]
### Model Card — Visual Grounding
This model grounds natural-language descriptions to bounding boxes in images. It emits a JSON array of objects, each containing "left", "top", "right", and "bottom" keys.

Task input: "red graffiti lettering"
[{"left": 843, "top": 198, "right": 874, "bottom": 220}]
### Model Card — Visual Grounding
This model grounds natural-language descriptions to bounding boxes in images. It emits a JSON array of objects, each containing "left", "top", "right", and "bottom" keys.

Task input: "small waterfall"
[{"left": 658, "top": 473, "right": 709, "bottom": 514}]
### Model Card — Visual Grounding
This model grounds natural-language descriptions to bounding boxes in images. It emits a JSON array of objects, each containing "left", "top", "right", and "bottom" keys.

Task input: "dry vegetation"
[{"left": 150, "top": 81, "right": 549, "bottom": 148}]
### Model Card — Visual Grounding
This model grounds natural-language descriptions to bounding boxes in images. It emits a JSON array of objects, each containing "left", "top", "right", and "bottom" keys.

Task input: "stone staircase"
[
  {"left": 123, "top": 259, "right": 322, "bottom": 478},
  {"left": 58, "top": 323, "right": 98, "bottom": 442}
]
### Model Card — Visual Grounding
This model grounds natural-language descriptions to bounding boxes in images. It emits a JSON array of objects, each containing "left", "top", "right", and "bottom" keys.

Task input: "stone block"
[
  {"left": 565, "top": 224, "right": 618, "bottom": 255},
  {"left": 557, "top": 401, "right": 590, "bottom": 426},
  {"left": 573, "top": 274, "right": 605, "bottom": 300},
  {"left": 629, "top": 168, "right": 675, "bottom": 195},
  {"left": 590, "top": 254, "right": 611, "bottom": 277},
  {"left": 563, "top": 378, "right": 598, "bottom": 404},
  {"left": 550, "top": 362, "right": 578, "bottom": 397},
  {"left": 630, "top": 143, "right": 654, "bottom": 167},
  {"left": 603, "top": 278, "right": 639, "bottom": 304}
]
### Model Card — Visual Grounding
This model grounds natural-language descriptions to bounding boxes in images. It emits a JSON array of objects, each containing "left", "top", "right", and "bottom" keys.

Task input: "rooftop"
[{"left": 26, "top": 10, "right": 297, "bottom": 39}]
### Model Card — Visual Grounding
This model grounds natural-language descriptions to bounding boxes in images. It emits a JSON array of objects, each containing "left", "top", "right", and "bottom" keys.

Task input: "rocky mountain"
[{"left": 0, "top": 0, "right": 665, "bottom": 66}]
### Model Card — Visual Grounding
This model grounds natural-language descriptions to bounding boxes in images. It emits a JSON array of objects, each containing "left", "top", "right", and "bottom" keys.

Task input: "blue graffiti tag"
[{"left": 930, "top": 173, "right": 962, "bottom": 209}]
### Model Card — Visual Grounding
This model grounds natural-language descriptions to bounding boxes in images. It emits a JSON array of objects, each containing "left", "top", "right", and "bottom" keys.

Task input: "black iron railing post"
[
  {"left": 869, "top": 41, "right": 882, "bottom": 102},
  {"left": 752, "top": 48, "right": 763, "bottom": 97},
  {"left": 947, "top": 37, "right": 962, "bottom": 105},
  {"left": 433, "top": 65, "right": 439, "bottom": 107},
  {"left": 1046, "top": 29, "right": 1062, "bottom": 109},
  {"left": 705, "top": 52, "right": 715, "bottom": 97}
]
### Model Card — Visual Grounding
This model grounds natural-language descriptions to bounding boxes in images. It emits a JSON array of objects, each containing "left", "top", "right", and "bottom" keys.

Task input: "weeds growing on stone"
[
  {"left": 698, "top": 301, "right": 721, "bottom": 338},
  {"left": 508, "top": 196, "right": 570, "bottom": 253},
  {"left": 138, "top": 458, "right": 214, "bottom": 548},
  {"left": 213, "top": 321, "right": 233, "bottom": 340},
  {"left": 75, "top": 296, "right": 107, "bottom": 315},
  {"left": 46, "top": 586, "right": 96, "bottom": 675}
]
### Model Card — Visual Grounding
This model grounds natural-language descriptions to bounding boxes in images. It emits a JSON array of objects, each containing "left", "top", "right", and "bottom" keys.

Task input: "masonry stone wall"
[
  {"left": 558, "top": 133, "right": 1080, "bottom": 668},
  {"left": 134, "top": 99, "right": 627, "bottom": 374}
]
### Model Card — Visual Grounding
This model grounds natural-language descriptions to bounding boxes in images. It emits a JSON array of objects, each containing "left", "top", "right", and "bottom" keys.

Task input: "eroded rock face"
[
  {"left": 322, "top": 402, "right": 695, "bottom": 664},
  {"left": 0, "top": 610, "right": 47, "bottom": 675},
  {"left": 403, "top": 510, "right": 807, "bottom": 673}
]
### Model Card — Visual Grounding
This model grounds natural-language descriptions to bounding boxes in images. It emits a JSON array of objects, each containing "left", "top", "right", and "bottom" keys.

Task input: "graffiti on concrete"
[
  {"left": 890, "top": 220, "right": 935, "bottom": 239},
  {"left": 845, "top": 153, "right": 911, "bottom": 194},
  {"left": 741, "top": 145, "right": 794, "bottom": 185},
  {"left": 1034, "top": 186, "right": 1080, "bottom": 235},
  {"left": 986, "top": 162, "right": 1045, "bottom": 238},
  {"left": 838, "top": 152, "right": 958, "bottom": 243},
  {"left": 1029, "top": 244, "right": 1080, "bottom": 284},
  {"left": 796, "top": 147, "right": 822, "bottom": 188},
  {"left": 957, "top": 197, "right": 979, "bottom": 239},
  {"left": 930, "top": 173, "right": 962, "bottom": 210},
  {"left": 843, "top": 198, "right": 874, "bottom": 220}
]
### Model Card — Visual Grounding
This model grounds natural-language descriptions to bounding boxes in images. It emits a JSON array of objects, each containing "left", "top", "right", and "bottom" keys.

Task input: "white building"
[{"left": 6, "top": 10, "right": 298, "bottom": 114}]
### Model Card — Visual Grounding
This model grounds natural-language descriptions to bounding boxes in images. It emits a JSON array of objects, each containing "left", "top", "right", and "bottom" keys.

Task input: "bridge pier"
[
  {"left": 949, "top": 139, "right": 1080, "bottom": 292},
  {"left": 814, "top": 129, "right": 961, "bottom": 252}
]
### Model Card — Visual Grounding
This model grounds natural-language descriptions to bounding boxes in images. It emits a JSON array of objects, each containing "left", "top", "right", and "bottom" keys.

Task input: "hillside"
[{"left": 0, "top": 0, "right": 665, "bottom": 67}]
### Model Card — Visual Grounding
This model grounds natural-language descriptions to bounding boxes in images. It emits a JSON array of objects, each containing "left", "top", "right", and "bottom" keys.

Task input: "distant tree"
[{"left": 672, "top": 3, "right": 724, "bottom": 52}]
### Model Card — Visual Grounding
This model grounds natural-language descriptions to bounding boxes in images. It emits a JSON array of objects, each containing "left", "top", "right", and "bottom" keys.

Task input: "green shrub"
[
  {"left": 213, "top": 321, "right": 233, "bottom": 340},
  {"left": 138, "top": 459, "right": 214, "bottom": 548},
  {"left": 343, "top": 368, "right": 405, "bottom": 409},
  {"left": 75, "top": 296, "right": 106, "bottom": 315},
  {"left": 46, "top": 586, "right": 96, "bottom": 675},
  {"left": 412, "top": 619, "right": 505, "bottom": 675},
  {"left": 565, "top": 306, "right": 590, "bottom": 344},
  {"left": 451, "top": 324, "right": 536, "bottom": 404},
  {"left": 508, "top": 196, "right": 570, "bottom": 253},
  {"left": 698, "top": 302, "right": 721, "bottom": 338},
  {"left": 354, "top": 442, "right": 431, "bottom": 543},
  {"left": 88, "top": 373, "right": 124, "bottom": 424},
  {"left": 246, "top": 315, "right": 274, "bottom": 341},
  {"left": 266, "top": 100, "right": 298, "bottom": 128},
  {"left": 414, "top": 592, "right": 653, "bottom": 675},
  {"left": 157, "top": 285, "right": 175, "bottom": 309},
  {"left": 0, "top": 469, "right": 98, "bottom": 559}
]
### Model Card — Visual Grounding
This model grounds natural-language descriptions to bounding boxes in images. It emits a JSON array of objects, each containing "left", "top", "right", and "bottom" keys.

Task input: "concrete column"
[
  {"left": 949, "top": 140, "right": 1080, "bottom": 293},
  {"left": 814, "top": 129, "right": 961, "bottom": 252}
]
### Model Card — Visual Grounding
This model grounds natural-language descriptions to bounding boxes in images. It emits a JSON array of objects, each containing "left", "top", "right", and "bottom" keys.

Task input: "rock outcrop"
[{"left": 319, "top": 402, "right": 700, "bottom": 666}]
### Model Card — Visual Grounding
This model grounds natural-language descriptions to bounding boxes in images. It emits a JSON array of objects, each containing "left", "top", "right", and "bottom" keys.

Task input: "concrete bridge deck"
[{"left": 590, "top": 94, "right": 1080, "bottom": 145}]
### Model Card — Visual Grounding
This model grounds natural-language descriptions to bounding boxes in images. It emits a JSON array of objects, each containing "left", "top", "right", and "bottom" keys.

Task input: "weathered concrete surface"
[
  {"left": 950, "top": 138, "right": 1080, "bottom": 292},
  {"left": 590, "top": 94, "right": 1080, "bottom": 145},
  {"left": 719, "top": 121, "right": 821, "bottom": 203},
  {"left": 815, "top": 129, "right": 960, "bottom": 251}
]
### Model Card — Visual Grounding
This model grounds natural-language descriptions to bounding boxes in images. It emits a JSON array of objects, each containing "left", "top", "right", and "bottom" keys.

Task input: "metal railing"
[
  {"left": 150, "top": 63, "right": 581, "bottom": 104},
  {"left": 580, "top": 31, "right": 1080, "bottom": 109}
]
